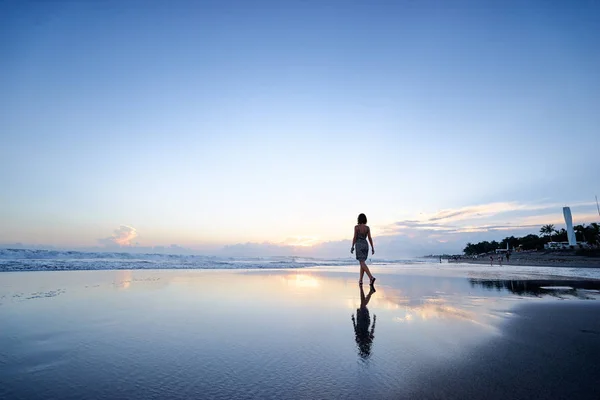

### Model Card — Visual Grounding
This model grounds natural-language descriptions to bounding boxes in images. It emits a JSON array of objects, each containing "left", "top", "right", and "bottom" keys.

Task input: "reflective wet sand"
[{"left": 1, "top": 266, "right": 599, "bottom": 399}]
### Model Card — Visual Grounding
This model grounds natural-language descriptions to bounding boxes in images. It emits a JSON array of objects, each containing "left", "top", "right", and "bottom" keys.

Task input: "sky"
[{"left": 1, "top": 0, "right": 599, "bottom": 256}]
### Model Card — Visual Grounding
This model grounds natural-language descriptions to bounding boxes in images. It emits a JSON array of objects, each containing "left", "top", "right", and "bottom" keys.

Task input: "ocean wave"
[{"left": 0, "top": 248, "right": 401, "bottom": 272}]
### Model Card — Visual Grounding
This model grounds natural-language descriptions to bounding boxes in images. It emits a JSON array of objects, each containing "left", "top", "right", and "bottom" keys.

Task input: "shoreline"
[
  {"left": 448, "top": 257, "right": 600, "bottom": 269},
  {"left": 445, "top": 251, "right": 600, "bottom": 269},
  {"left": 447, "top": 259, "right": 600, "bottom": 269}
]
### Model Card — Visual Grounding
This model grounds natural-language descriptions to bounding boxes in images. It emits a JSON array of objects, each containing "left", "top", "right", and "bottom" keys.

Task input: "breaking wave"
[{"left": 0, "top": 248, "right": 419, "bottom": 272}]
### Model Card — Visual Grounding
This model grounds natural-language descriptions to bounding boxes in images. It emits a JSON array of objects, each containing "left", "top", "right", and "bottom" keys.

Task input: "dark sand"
[
  {"left": 1, "top": 266, "right": 599, "bottom": 399},
  {"left": 408, "top": 301, "right": 600, "bottom": 400}
]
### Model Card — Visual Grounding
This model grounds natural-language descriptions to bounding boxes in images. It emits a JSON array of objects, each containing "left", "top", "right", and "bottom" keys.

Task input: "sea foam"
[{"left": 0, "top": 248, "right": 374, "bottom": 272}]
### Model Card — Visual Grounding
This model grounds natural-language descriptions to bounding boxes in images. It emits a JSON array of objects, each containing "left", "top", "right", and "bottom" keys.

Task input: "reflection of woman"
[
  {"left": 351, "top": 213, "right": 376, "bottom": 285},
  {"left": 351, "top": 285, "right": 377, "bottom": 360}
]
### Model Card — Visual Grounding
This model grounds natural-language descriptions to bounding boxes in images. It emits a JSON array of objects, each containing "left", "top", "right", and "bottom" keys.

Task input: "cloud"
[
  {"left": 218, "top": 235, "right": 451, "bottom": 259},
  {"left": 371, "top": 200, "right": 600, "bottom": 254},
  {"left": 382, "top": 201, "right": 598, "bottom": 236},
  {"left": 98, "top": 225, "right": 138, "bottom": 247},
  {"left": 217, "top": 200, "right": 599, "bottom": 257},
  {"left": 423, "top": 201, "right": 597, "bottom": 224},
  {"left": 280, "top": 236, "right": 321, "bottom": 247},
  {"left": 83, "top": 201, "right": 597, "bottom": 257},
  {"left": 516, "top": 212, "right": 600, "bottom": 227},
  {"left": 428, "top": 202, "right": 547, "bottom": 223}
]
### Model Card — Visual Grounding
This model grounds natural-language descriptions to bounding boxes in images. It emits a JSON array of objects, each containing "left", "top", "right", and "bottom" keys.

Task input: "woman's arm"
[
  {"left": 351, "top": 225, "right": 357, "bottom": 252},
  {"left": 367, "top": 226, "right": 374, "bottom": 254}
]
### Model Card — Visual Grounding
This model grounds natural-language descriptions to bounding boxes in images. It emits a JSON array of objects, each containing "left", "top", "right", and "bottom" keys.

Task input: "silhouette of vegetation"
[
  {"left": 575, "top": 223, "right": 600, "bottom": 244},
  {"left": 462, "top": 240, "right": 501, "bottom": 255},
  {"left": 540, "top": 224, "right": 556, "bottom": 242},
  {"left": 463, "top": 223, "right": 600, "bottom": 255}
]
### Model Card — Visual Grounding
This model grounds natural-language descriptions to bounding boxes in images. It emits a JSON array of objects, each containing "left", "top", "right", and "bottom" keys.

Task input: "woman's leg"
[
  {"left": 359, "top": 263, "right": 365, "bottom": 283},
  {"left": 360, "top": 260, "right": 373, "bottom": 281}
]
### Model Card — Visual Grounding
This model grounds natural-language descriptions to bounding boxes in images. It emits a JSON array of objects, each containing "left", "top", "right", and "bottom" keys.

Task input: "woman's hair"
[{"left": 357, "top": 213, "right": 367, "bottom": 224}]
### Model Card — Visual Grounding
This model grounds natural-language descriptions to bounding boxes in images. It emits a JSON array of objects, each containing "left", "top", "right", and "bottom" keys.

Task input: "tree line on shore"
[{"left": 463, "top": 223, "right": 600, "bottom": 255}]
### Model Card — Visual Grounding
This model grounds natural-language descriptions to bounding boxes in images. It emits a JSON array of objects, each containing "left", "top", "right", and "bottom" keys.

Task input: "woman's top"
[{"left": 356, "top": 225, "right": 369, "bottom": 241}]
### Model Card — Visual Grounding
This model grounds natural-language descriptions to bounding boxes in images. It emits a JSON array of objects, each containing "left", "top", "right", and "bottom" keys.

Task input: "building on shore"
[{"left": 545, "top": 241, "right": 573, "bottom": 250}]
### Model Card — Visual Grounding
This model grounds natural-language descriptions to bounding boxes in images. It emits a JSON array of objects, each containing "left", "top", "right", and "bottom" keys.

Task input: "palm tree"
[
  {"left": 589, "top": 223, "right": 600, "bottom": 245},
  {"left": 540, "top": 224, "right": 555, "bottom": 242},
  {"left": 574, "top": 224, "right": 587, "bottom": 242},
  {"left": 555, "top": 228, "right": 564, "bottom": 241}
]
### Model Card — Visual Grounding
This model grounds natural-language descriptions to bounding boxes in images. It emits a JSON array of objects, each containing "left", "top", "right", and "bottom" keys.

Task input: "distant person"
[
  {"left": 498, "top": 255, "right": 503, "bottom": 266},
  {"left": 351, "top": 284, "right": 377, "bottom": 360},
  {"left": 506, "top": 252, "right": 511, "bottom": 263},
  {"left": 351, "top": 213, "right": 376, "bottom": 285},
  {"left": 439, "top": 256, "right": 442, "bottom": 263},
  {"left": 490, "top": 255, "right": 493, "bottom": 266}
]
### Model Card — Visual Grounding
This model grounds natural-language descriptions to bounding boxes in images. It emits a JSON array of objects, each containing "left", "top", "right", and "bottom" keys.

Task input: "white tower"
[{"left": 563, "top": 207, "right": 576, "bottom": 246}]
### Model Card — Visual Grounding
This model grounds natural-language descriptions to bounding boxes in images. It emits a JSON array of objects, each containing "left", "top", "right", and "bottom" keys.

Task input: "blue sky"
[{"left": 1, "top": 0, "right": 599, "bottom": 256}]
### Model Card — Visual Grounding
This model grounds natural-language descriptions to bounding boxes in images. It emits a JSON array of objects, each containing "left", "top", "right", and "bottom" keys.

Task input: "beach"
[
  {"left": 448, "top": 251, "right": 600, "bottom": 269},
  {"left": 1, "top": 265, "right": 599, "bottom": 399}
]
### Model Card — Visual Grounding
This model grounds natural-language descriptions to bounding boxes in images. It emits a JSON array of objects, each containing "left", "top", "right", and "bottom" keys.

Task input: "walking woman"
[{"left": 351, "top": 213, "right": 376, "bottom": 285}]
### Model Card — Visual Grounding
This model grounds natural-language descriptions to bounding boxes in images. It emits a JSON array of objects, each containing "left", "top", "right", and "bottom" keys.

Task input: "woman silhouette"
[
  {"left": 351, "top": 284, "right": 377, "bottom": 360},
  {"left": 351, "top": 213, "right": 376, "bottom": 285}
]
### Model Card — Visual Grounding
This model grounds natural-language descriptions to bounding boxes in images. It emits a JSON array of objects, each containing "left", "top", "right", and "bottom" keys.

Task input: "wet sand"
[
  {"left": 408, "top": 301, "right": 600, "bottom": 399},
  {"left": 1, "top": 266, "right": 599, "bottom": 399},
  {"left": 448, "top": 252, "right": 600, "bottom": 269}
]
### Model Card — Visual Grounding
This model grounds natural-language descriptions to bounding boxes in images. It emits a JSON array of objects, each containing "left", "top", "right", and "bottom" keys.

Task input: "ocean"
[{"left": 0, "top": 248, "right": 420, "bottom": 272}]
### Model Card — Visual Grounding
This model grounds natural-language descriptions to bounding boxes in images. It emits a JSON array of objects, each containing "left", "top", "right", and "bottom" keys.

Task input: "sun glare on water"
[{"left": 281, "top": 274, "right": 321, "bottom": 288}]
